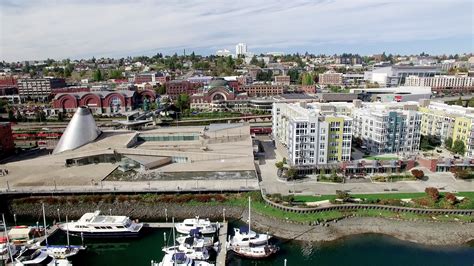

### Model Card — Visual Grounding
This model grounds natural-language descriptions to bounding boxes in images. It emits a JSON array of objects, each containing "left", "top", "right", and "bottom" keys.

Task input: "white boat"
[
  {"left": 176, "top": 229, "right": 215, "bottom": 248},
  {"left": 14, "top": 248, "right": 55, "bottom": 266},
  {"left": 175, "top": 217, "right": 216, "bottom": 235},
  {"left": 230, "top": 226, "right": 271, "bottom": 247},
  {"left": 228, "top": 244, "right": 279, "bottom": 259},
  {"left": 227, "top": 197, "right": 279, "bottom": 259},
  {"left": 0, "top": 241, "right": 18, "bottom": 261},
  {"left": 41, "top": 245, "right": 83, "bottom": 259},
  {"left": 162, "top": 241, "right": 210, "bottom": 261},
  {"left": 158, "top": 252, "right": 193, "bottom": 266},
  {"left": 58, "top": 211, "right": 143, "bottom": 238}
]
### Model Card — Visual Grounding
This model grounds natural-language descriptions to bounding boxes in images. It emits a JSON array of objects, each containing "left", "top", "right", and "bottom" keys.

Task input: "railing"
[{"left": 260, "top": 192, "right": 474, "bottom": 216}]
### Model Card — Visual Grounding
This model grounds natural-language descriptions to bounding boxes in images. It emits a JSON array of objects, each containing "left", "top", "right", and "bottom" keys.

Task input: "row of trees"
[{"left": 444, "top": 137, "right": 465, "bottom": 155}]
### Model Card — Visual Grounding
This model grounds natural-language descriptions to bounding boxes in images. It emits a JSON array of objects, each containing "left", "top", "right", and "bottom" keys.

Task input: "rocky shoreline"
[{"left": 9, "top": 201, "right": 474, "bottom": 246}]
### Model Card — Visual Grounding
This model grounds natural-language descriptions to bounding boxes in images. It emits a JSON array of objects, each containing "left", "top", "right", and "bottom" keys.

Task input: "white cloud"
[{"left": 0, "top": 0, "right": 472, "bottom": 61}]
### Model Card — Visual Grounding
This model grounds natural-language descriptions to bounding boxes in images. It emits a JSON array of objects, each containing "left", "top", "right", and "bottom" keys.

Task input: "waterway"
[{"left": 41, "top": 224, "right": 474, "bottom": 266}]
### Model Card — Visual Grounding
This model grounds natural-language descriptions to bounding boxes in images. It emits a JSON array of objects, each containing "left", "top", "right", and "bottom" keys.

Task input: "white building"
[
  {"left": 352, "top": 101, "right": 421, "bottom": 155},
  {"left": 405, "top": 75, "right": 474, "bottom": 90},
  {"left": 272, "top": 102, "right": 352, "bottom": 167},
  {"left": 216, "top": 49, "right": 232, "bottom": 57},
  {"left": 235, "top": 43, "right": 247, "bottom": 56}
]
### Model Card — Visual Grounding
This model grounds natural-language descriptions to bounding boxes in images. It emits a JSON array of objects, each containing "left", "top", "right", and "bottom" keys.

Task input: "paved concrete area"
[{"left": 257, "top": 135, "right": 474, "bottom": 195}]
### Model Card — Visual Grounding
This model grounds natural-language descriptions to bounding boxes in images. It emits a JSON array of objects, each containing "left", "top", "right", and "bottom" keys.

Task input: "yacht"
[
  {"left": 228, "top": 243, "right": 279, "bottom": 259},
  {"left": 0, "top": 241, "right": 18, "bottom": 261},
  {"left": 176, "top": 229, "right": 215, "bottom": 248},
  {"left": 175, "top": 217, "right": 217, "bottom": 235},
  {"left": 230, "top": 225, "right": 272, "bottom": 246},
  {"left": 162, "top": 241, "right": 210, "bottom": 261},
  {"left": 14, "top": 247, "right": 55, "bottom": 266},
  {"left": 58, "top": 211, "right": 143, "bottom": 238}
]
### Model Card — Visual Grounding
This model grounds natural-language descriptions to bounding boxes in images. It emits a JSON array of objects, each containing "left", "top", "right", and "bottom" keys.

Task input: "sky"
[{"left": 0, "top": 0, "right": 473, "bottom": 62}]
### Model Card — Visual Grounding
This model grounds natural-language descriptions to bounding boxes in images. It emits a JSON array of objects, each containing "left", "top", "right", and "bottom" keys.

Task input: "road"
[{"left": 256, "top": 136, "right": 474, "bottom": 196}]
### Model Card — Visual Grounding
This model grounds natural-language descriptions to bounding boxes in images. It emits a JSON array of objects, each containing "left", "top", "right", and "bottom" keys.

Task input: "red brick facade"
[
  {"left": 165, "top": 80, "right": 202, "bottom": 99},
  {"left": 0, "top": 122, "right": 14, "bottom": 155}
]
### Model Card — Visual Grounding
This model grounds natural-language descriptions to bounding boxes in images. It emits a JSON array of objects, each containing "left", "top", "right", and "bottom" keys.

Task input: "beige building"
[{"left": 319, "top": 71, "right": 343, "bottom": 85}]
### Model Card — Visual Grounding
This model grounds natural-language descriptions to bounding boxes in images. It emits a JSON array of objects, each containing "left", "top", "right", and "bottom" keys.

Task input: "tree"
[
  {"left": 445, "top": 137, "right": 453, "bottom": 149},
  {"left": 8, "top": 109, "right": 15, "bottom": 121},
  {"left": 286, "top": 167, "right": 297, "bottom": 180},
  {"left": 176, "top": 94, "right": 190, "bottom": 112},
  {"left": 282, "top": 157, "right": 287, "bottom": 164},
  {"left": 301, "top": 73, "right": 314, "bottom": 85},
  {"left": 452, "top": 139, "right": 465, "bottom": 155},
  {"left": 250, "top": 55, "right": 259, "bottom": 65},
  {"left": 425, "top": 187, "right": 439, "bottom": 201},
  {"left": 93, "top": 69, "right": 103, "bottom": 81},
  {"left": 455, "top": 96, "right": 463, "bottom": 106},
  {"left": 275, "top": 161, "right": 284, "bottom": 169},
  {"left": 411, "top": 169, "right": 424, "bottom": 179},
  {"left": 287, "top": 69, "right": 299, "bottom": 83},
  {"left": 445, "top": 192, "right": 457, "bottom": 205},
  {"left": 35, "top": 110, "right": 46, "bottom": 123},
  {"left": 156, "top": 84, "right": 166, "bottom": 95},
  {"left": 109, "top": 69, "right": 123, "bottom": 79},
  {"left": 256, "top": 70, "right": 273, "bottom": 82}
]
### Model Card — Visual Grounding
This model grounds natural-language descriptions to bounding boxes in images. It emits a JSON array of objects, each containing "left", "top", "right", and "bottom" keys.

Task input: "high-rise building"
[
  {"left": 272, "top": 102, "right": 352, "bottom": 167},
  {"left": 235, "top": 43, "right": 247, "bottom": 56}
]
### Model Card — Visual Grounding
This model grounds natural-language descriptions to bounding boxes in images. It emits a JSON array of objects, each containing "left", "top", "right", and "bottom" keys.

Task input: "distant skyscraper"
[{"left": 235, "top": 43, "right": 247, "bottom": 56}]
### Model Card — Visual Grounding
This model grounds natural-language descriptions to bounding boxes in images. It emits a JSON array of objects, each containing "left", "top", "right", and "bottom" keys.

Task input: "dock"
[
  {"left": 144, "top": 223, "right": 174, "bottom": 228},
  {"left": 144, "top": 221, "right": 229, "bottom": 265},
  {"left": 216, "top": 222, "right": 228, "bottom": 266}
]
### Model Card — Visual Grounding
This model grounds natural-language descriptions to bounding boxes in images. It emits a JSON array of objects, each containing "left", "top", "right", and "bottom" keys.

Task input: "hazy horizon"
[{"left": 1, "top": 0, "right": 473, "bottom": 62}]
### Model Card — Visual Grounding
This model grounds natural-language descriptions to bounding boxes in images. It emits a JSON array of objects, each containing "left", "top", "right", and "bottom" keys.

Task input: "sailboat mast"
[
  {"left": 172, "top": 217, "right": 176, "bottom": 266},
  {"left": 66, "top": 215, "right": 70, "bottom": 248},
  {"left": 2, "top": 213, "right": 13, "bottom": 263},
  {"left": 248, "top": 196, "right": 251, "bottom": 233},
  {"left": 42, "top": 203, "right": 49, "bottom": 246}
]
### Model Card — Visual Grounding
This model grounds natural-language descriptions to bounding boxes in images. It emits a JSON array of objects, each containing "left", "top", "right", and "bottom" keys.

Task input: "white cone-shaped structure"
[{"left": 53, "top": 107, "right": 101, "bottom": 154}]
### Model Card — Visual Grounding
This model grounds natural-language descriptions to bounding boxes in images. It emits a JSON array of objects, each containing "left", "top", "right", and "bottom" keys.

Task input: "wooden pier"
[
  {"left": 144, "top": 223, "right": 174, "bottom": 228},
  {"left": 216, "top": 222, "right": 228, "bottom": 266}
]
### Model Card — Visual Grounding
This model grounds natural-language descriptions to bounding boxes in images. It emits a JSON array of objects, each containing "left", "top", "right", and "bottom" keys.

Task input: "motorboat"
[
  {"left": 175, "top": 217, "right": 216, "bottom": 235},
  {"left": 58, "top": 211, "right": 143, "bottom": 238},
  {"left": 14, "top": 247, "right": 55, "bottom": 266},
  {"left": 176, "top": 229, "right": 215, "bottom": 248},
  {"left": 158, "top": 252, "right": 193, "bottom": 266},
  {"left": 162, "top": 241, "right": 210, "bottom": 261},
  {"left": 41, "top": 245, "right": 83, "bottom": 259},
  {"left": 230, "top": 225, "right": 272, "bottom": 247},
  {"left": 228, "top": 243, "right": 279, "bottom": 259}
]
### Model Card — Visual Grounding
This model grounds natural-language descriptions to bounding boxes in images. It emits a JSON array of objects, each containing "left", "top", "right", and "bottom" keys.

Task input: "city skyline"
[{"left": 1, "top": 0, "right": 473, "bottom": 61}]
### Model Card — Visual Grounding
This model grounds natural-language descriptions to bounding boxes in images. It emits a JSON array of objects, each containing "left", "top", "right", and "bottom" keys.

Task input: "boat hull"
[{"left": 64, "top": 230, "right": 141, "bottom": 238}]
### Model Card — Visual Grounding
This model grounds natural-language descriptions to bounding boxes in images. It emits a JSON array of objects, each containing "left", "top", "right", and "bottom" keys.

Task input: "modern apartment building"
[
  {"left": 352, "top": 101, "right": 421, "bottom": 155},
  {"left": 418, "top": 100, "right": 474, "bottom": 157},
  {"left": 364, "top": 65, "right": 441, "bottom": 87},
  {"left": 18, "top": 78, "right": 66, "bottom": 101},
  {"left": 272, "top": 102, "right": 352, "bottom": 167},
  {"left": 235, "top": 43, "right": 247, "bottom": 56}
]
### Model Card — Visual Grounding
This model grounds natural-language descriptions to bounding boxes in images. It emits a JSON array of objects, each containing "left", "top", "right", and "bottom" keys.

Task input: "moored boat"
[
  {"left": 58, "top": 211, "right": 143, "bottom": 238},
  {"left": 228, "top": 243, "right": 279, "bottom": 259},
  {"left": 175, "top": 217, "right": 217, "bottom": 235}
]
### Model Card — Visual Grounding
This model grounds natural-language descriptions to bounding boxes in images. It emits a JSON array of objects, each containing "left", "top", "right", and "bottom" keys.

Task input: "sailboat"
[
  {"left": 227, "top": 197, "right": 279, "bottom": 259},
  {"left": 39, "top": 205, "right": 83, "bottom": 259}
]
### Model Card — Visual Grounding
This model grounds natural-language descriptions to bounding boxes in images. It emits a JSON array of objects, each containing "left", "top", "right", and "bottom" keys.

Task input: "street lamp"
[
  {"left": 57, "top": 208, "right": 61, "bottom": 223},
  {"left": 165, "top": 208, "right": 168, "bottom": 223}
]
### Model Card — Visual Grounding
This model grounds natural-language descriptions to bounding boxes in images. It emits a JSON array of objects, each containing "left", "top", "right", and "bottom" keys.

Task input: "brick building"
[
  {"left": 240, "top": 84, "right": 285, "bottom": 97},
  {"left": 0, "top": 77, "right": 18, "bottom": 95},
  {"left": 274, "top": 75, "right": 291, "bottom": 86},
  {"left": 0, "top": 122, "right": 14, "bottom": 156},
  {"left": 53, "top": 90, "right": 156, "bottom": 114},
  {"left": 165, "top": 80, "right": 202, "bottom": 99},
  {"left": 134, "top": 72, "right": 169, "bottom": 85},
  {"left": 18, "top": 78, "right": 66, "bottom": 101}
]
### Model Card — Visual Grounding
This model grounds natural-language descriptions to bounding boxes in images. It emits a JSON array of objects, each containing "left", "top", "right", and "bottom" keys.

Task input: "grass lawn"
[
  {"left": 294, "top": 192, "right": 474, "bottom": 203},
  {"left": 362, "top": 156, "right": 399, "bottom": 161}
]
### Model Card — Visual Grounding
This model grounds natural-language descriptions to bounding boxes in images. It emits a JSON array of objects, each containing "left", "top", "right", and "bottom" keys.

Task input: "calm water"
[{"left": 41, "top": 224, "right": 474, "bottom": 266}]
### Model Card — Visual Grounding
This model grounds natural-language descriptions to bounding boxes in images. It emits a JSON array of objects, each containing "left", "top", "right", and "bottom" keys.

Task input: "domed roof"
[{"left": 208, "top": 79, "right": 228, "bottom": 88}]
